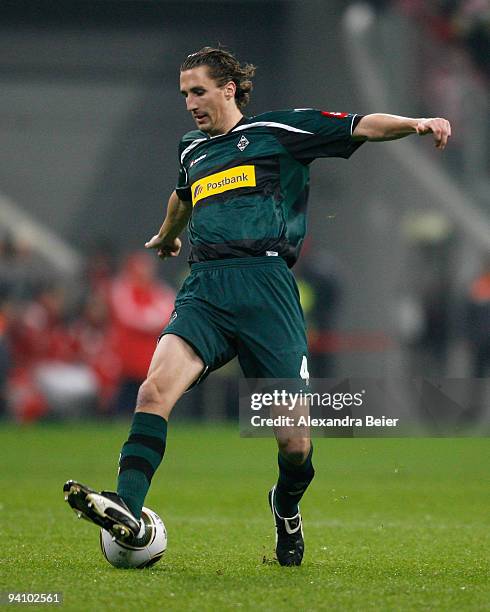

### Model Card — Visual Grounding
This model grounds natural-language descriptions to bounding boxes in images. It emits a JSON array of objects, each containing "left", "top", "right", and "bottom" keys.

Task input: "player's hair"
[{"left": 180, "top": 46, "right": 256, "bottom": 110}]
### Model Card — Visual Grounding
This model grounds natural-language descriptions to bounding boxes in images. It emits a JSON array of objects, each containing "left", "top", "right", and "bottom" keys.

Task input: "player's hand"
[
  {"left": 145, "top": 234, "right": 182, "bottom": 259},
  {"left": 415, "top": 118, "right": 451, "bottom": 150}
]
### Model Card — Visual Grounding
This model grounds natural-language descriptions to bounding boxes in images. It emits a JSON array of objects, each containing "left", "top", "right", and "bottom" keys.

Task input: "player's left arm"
[
  {"left": 352, "top": 114, "right": 451, "bottom": 150},
  {"left": 145, "top": 190, "right": 192, "bottom": 259}
]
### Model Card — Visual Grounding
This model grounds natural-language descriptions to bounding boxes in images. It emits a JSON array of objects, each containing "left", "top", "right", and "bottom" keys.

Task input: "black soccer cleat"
[
  {"left": 268, "top": 485, "right": 304, "bottom": 566},
  {"left": 63, "top": 480, "right": 140, "bottom": 541}
]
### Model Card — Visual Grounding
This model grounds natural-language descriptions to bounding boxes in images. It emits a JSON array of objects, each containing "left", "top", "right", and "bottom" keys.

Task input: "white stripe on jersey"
[
  {"left": 181, "top": 113, "right": 356, "bottom": 166},
  {"left": 350, "top": 114, "right": 358, "bottom": 136},
  {"left": 180, "top": 138, "right": 207, "bottom": 165},
  {"left": 181, "top": 121, "right": 314, "bottom": 167},
  {"left": 232, "top": 121, "right": 313, "bottom": 135}
]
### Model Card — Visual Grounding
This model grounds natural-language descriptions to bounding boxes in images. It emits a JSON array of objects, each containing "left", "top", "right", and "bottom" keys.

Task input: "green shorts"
[{"left": 161, "top": 256, "right": 308, "bottom": 381}]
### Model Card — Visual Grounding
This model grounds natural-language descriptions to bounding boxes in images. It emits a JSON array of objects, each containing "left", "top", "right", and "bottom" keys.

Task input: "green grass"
[{"left": 1, "top": 423, "right": 489, "bottom": 611}]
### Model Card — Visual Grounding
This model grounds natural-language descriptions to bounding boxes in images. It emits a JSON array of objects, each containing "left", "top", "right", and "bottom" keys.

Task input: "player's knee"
[
  {"left": 136, "top": 376, "right": 169, "bottom": 413},
  {"left": 279, "top": 438, "right": 311, "bottom": 465}
]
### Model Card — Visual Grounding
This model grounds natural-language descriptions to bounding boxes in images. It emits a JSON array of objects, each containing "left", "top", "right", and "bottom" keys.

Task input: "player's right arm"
[{"left": 145, "top": 190, "right": 192, "bottom": 259}]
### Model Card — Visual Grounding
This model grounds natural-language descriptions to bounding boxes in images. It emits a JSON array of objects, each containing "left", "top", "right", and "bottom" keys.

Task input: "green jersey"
[{"left": 175, "top": 109, "right": 364, "bottom": 267}]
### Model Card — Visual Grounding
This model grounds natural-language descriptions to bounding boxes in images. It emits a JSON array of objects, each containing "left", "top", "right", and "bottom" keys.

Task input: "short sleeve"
[
  {"left": 261, "top": 109, "right": 365, "bottom": 163},
  {"left": 175, "top": 138, "right": 192, "bottom": 202}
]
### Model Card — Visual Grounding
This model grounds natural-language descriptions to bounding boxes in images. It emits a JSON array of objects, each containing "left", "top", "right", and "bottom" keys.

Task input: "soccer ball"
[{"left": 99, "top": 507, "right": 167, "bottom": 569}]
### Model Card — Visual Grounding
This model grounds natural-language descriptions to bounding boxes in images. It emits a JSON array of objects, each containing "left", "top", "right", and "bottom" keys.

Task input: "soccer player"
[{"left": 64, "top": 47, "right": 451, "bottom": 566}]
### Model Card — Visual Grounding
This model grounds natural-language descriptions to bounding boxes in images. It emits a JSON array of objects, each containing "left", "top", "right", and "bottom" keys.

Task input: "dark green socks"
[
  {"left": 117, "top": 412, "right": 167, "bottom": 520},
  {"left": 274, "top": 445, "right": 315, "bottom": 518}
]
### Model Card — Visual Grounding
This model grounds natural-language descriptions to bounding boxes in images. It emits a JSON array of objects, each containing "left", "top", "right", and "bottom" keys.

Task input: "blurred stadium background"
[{"left": 0, "top": 0, "right": 488, "bottom": 425}]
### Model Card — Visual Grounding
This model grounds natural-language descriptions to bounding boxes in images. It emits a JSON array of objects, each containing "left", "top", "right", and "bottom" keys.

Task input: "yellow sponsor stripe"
[{"left": 191, "top": 165, "right": 256, "bottom": 206}]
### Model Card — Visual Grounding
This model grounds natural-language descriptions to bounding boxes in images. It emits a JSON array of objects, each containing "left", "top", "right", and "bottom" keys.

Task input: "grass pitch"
[{"left": 1, "top": 422, "right": 489, "bottom": 611}]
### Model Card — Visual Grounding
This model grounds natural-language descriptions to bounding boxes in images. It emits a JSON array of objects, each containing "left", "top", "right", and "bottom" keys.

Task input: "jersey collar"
[
  {"left": 206, "top": 116, "right": 249, "bottom": 139},
  {"left": 229, "top": 116, "right": 248, "bottom": 132}
]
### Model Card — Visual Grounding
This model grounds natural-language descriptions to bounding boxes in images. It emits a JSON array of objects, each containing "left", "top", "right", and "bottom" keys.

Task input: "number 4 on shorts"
[{"left": 300, "top": 355, "right": 310, "bottom": 385}]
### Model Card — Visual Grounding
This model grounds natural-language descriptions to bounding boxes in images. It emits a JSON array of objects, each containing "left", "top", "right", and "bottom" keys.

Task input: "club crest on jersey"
[
  {"left": 191, "top": 165, "right": 256, "bottom": 205},
  {"left": 237, "top": 135, "right": 249, "bottom": 151}
]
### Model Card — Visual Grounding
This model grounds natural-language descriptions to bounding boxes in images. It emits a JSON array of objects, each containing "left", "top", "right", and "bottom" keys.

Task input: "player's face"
[{"left": 180, "top": 66, "right": 233, "bottom": 135}]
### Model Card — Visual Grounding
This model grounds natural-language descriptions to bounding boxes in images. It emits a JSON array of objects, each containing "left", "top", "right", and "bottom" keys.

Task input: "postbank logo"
[{"left": 191, "top": 165, "right": 256, "bottom": 206}]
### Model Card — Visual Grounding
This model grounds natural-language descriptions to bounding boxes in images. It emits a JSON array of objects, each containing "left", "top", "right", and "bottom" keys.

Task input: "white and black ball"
[{"left": 100, "top": 507, "right": 167, "bottom": 569}]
